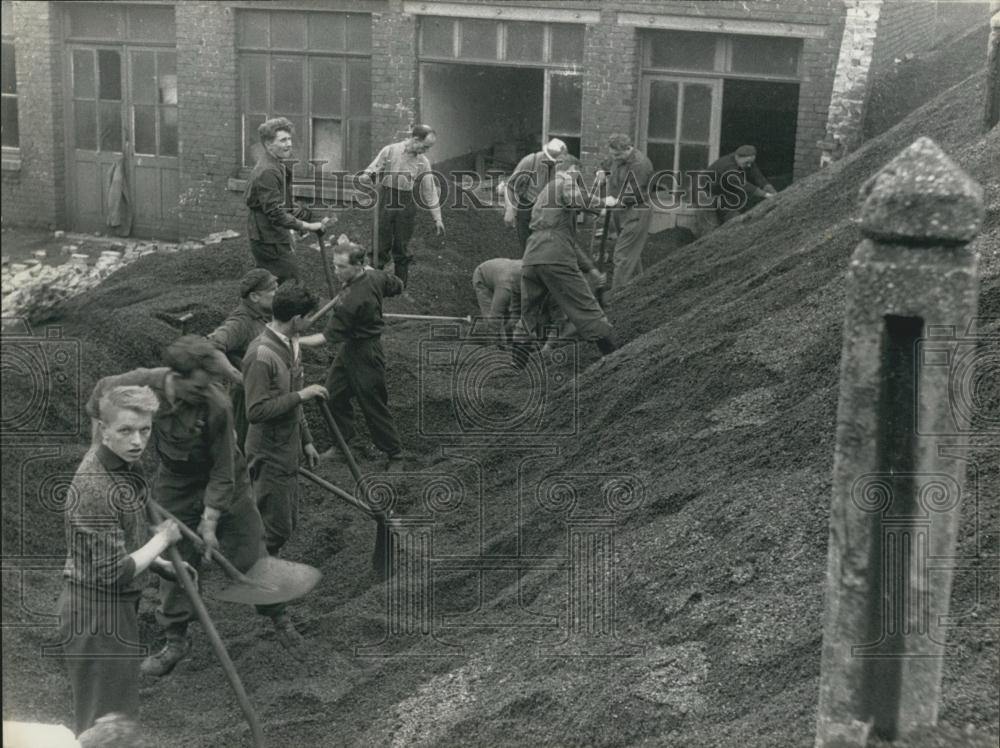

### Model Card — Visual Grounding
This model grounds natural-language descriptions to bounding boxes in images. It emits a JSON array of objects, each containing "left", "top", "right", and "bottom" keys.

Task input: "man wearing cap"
[
  {"left": 246, "top": 117, "right": 331, "bottom": 284},
  {"left": 706, "top": 145, "right": 776, "bottom": 224},
  {"left": 505, "top": 139, "right": 568, "bottom": 252},
  {"left": 361, "top": 124, "right": 445, "bottom": 287},
  {"left": 596, "top": 133, "right": 655, "bottom": 291},
  {"left": 206, "top": 269, "right": 278, "bottom": 452}
]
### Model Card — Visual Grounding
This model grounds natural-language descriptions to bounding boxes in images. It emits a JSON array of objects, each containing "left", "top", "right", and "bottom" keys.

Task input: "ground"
[{"left": 2, "top": 31, "right": 998, "bottom": 748}]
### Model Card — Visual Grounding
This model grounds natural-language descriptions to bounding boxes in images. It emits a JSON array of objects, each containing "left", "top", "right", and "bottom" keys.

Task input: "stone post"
[
  {"left": 815, "top": 138, "right": 984, "bottom": 746},
  {"left": 986, "top": 1, "right": 1000, "bottom": 130}
]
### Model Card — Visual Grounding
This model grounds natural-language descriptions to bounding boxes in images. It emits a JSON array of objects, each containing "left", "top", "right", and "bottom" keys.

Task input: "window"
[
  {"left": 1, "top": 1, "right": 17, "bottom": 149},
  {"left": 420, "top": 17, "right": 584, "bottom": 66},
  {"left": 238, "top": 10, "right": 372, "bottom": 171},
  {"left": 644, "top": 30, "right": 800, "bottom": 79},
  {"left": 65, "top": 3, "right": 176, "bottom": 42}
]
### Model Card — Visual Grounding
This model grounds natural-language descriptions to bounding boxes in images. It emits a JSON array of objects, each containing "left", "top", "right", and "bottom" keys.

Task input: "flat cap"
[
  {"left": 735, "top": 145, "right": 757, "bottom": 157},
  {"left": 239, "top": 268, "right": 278, "bottom": 298}
]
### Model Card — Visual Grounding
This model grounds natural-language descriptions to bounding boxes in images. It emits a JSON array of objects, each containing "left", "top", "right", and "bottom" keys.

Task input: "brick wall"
[
  {"left": 372, "top": 0, "right": 417, "bottom": 148},
  {"left": 871, "top": 0, "right": 937, "bottom": 77},
  {"left": 2, "top": 0, "right": 65, "bottom": 230}
]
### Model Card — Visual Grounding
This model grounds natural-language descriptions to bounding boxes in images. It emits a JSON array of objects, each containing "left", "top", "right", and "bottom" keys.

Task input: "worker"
[
  {"left": 243, "top": 282, "right": 325, "bottom": 557},
  {"left": 206, "top": 268, "right": 278, "bottom": 451},
  {"left": 85, "top": 336, "right": 304, "bottom": 676},
  {"left": 472, "top": 257, "right": 522, "bottom": 346},
  {"left": 361, "top": 124, "right": 445, "bottom": 287},
  {"left": 596, "top": 133, "right": 654, "bottom": 291},
  {"left": 513, "top": 157, "right": 617, "bottom": 363},
  {"left": 245, "top": 117, "right": 330, "bottom": 283},
  {"left": 58, "top": 385, "right": 185, "bottom": 734},
  {"left": 300, "top": 241, "right": 405, "bottom": 470},
  {"left": 706, "top": 144, "right": 776, "bottom": 224},
  {"left": 504, "top": 138, "right": 568, "bottom": 252}
]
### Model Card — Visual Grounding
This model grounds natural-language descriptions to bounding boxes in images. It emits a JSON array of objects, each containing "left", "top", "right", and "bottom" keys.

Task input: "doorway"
[
  {"left": 720, "top": 79, "right": 798, "bottom": 190},
  {"left": 65, "top": 44, "right": 179, "bottom": 239}
]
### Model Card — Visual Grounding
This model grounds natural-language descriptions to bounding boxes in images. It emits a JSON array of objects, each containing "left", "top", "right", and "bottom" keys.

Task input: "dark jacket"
[
  {"left": 601, "top": 148, "right": 655, "bottom": 207},
  {"left": 245, "top": 151, "right": 317, "bottom": 244},
  {"left": 207, "top": 299, "right": 270, "bottom": 370},
  {"left": 706, "top": 152, "right": 775, "bottom": 200},
  {"left": 322, "top": 269, "right": 404, "bottom": 344}
]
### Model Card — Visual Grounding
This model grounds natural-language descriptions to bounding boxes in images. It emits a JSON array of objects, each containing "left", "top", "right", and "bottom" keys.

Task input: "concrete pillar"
[{"left": 815, "top": 137, "right": 985, "bottom": 746}]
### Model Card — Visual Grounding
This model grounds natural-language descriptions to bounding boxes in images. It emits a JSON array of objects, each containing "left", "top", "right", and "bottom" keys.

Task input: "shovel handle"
[
  {"left": 149, "top": 503, "right": 266, "bottom": 748},
  {"left": 147, "top": 499, "right": 257, "bottom": 588},
  {"left": 298, "top": 467, "right": 376, "bottom": 518},
  {"left": 316, "top": 401, "right": 364, "bottom": 485}
]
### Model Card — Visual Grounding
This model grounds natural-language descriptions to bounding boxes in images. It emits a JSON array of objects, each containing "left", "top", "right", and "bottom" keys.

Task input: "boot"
[
  {"left": 141, "top": 634, "right": 191, "bottom": 677},
  {"left": 596, "top": 335, "right": 617, "bottom": 356},
  {"left": 272, "top": 613, "right": 305, "bottom": 653},
  {"left": 394, "top": 259, "right": 410, "bottom": 288}
]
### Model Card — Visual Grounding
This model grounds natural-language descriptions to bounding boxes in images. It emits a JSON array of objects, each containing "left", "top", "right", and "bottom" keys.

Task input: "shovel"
[
  {"left": 147, "top": 501, "right": 266, "bottom": 748},
  {"left": 315, "top": 401, "right": 391, "bottom": 579},
  {"left": 147, "top": 499, "right": 321, "bottom": 606}
]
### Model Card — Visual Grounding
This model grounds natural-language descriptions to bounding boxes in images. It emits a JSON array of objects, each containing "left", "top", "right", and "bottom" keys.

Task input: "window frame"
[
  {"left": 418, "top": 16, "right": 585, "bottom": 69},
  {"left": 642, "top": 30, "right": 801, "bottom": 83},
  {"left": 1, "top": 0, "right": 19, "bottom": 153},
  {"left": 236, "top": 9, "right": 372, "bottom": 172}
]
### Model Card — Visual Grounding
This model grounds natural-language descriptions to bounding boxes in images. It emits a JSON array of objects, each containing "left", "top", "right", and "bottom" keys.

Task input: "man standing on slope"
[
  {"left": 513, "top": 157, "right": 617, "bottom": 363},
  {"left": 361, "top": 124, "right": 445, "bottom": 287},
  {"left": 243, "top": 282, "right": 325, "bottom": 558},
  {"left": 596, "top": 133, "right": 654, "bottom": 291}
]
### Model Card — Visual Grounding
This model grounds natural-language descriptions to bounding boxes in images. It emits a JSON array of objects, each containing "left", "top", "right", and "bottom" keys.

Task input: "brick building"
[{"left": 0, "top": 0, "right": 987, "bottom": 240}]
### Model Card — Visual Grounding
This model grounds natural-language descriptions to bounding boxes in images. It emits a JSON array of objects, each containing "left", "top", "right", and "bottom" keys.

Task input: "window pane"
[
  {"left": 98, "top": 50, "right": 121, "bottom": 101},
  {"left": 74, "top": 100, "right": 97, "bottom": 150},
  {"left": 678, "top": 144, "right": 709, "bottom": 172},
  {"left": 272, "top": 58, "right": 304, "bottom": 113},
  {"left": 548, "top": 74, "right": 581, "bottom": 135},
  {"left": 730, "top": 36, "right": 800, "bottom": 77},
  {"left": 241, "top": 55, "right": 268, "bottom": 113},
  {"left": 134, "top": 104, "right": 156, "bottom": 154},
  {"left": 347, "top": 60, "right": 370, "bottom": 118},
  {"left": 244, "top": 113, "right": 266, "bottom": 165},
  {"left": 460, "top": 19, "right": 498, "bottom": 60},
  {"left": 649, "top": 31, "right": 716, "bottom": 71},
  {"left": 310, "top": 59, "right": 343, "bottom": 117},
  {"left": 346, "top": 117, "right": 370, "bottom": 172},
  {"left": 312, "top": 118, "right": 342, "bottom": 171},
  {"left": 308, "top": 13, "right": 345, "bottom": 51},
  {"left": 506, "top": 22, "right": 544, "bottom": 62},
  {"left": 2, "top": 2, "right": 12, "bottom": 31},
  {"left": 1, "top": 96, "right": 18, "bottom": 148},
  {"left": 127, "top": 6, "right": 175, "bottom": 42},
  {"left": 100, "top": 101, "right": 121, "bottom": 151},
  {"left": 646, "top": 142, "right": 675, "bottom": 173},
  {"left": 681, "top": 84, "right": 712, "bottom": 142},
  {"left": 270, "top": 13, "right": 306, "bottom": 50},
  {"left": 160, "top": 106, "right": 178, "bottom": 156},
  {"left": 346, "top": 14, "right": 372, "bottom": 53},
  {"left": 130, "top": 51, "right": 156, "bottom": 104},
  {"left": 1, "top": 42, "right": 16, "bottom": 95},
  {"left": 647, "top": 80, "right": 677, "bottom": 140},
  {"left": 158, "top": 52, "right": 177, "bottom": 105},
  {"left": 240, "top": 11, "right": 269, "bottom": 48},
  {"left": 68, "top": 4, "right": 121, "bottom": 39},
  {"left": 421, "top": 17, "right": 454, "bottom": 57},
  {"left": 550, "top": 24, "right": 584, "bottom": 64},
  {"left": 73, "top": 50, "right": 95, "bottom": 99}
]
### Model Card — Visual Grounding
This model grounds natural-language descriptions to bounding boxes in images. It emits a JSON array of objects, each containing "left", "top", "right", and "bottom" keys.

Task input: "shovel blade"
[{"left": 210, "top": 557, "right": 322, "bottom": 606}]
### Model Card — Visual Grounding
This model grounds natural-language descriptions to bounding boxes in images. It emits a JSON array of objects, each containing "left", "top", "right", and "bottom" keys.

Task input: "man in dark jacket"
[
  {"left": 245, "top": 117, "right": 330, "bottom": 283},
  {"left": 301, "top": 242, "right": 405, "bottom": 469},
  {"left": 706, "top": 144, "right": 776, "bottom": 224},
  {"left": 597, "top": 134, "right": 654, "bottom": 291},
  {"left": 243, "top": 282, "right": 325, "bottom": 558},
  {"left": 207, "top": 269, "right": 277, "bottom": 451}
]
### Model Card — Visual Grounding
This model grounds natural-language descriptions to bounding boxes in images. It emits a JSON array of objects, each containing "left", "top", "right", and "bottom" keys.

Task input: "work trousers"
[
  {"left": 378, "top": 187, "right": 417, "bottom": 285},
  {"left": 324, "top": 337, "right": 402, "bottom": 456},
  {"left": 609, "top": 205, "right": 653, "bottom": 290},
  {"left": 472, "top": 269, "right": 519, "bottom": 343},
  {"left": 231, "top": 383, "right": 249, "bottom": 455},
  {"left": 250, "top": 240, "right": 298, "bottom": 284},
  {"left": 249, "top": 456, "right": 299, "bottom": 557},
  {"left": 57, "top": 584, "right": 142, "bottom": 735},
  {"left": 154, "top": 466, "right": 281, "bottom": 639},
  {"left": 516, "top": 263, "right": 612, "bottom": 343}
]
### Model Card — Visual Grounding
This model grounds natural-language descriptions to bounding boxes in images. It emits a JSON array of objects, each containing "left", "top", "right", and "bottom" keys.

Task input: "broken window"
[{"left": 237, "top": 10, "right": 372, "bottom": 171}]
